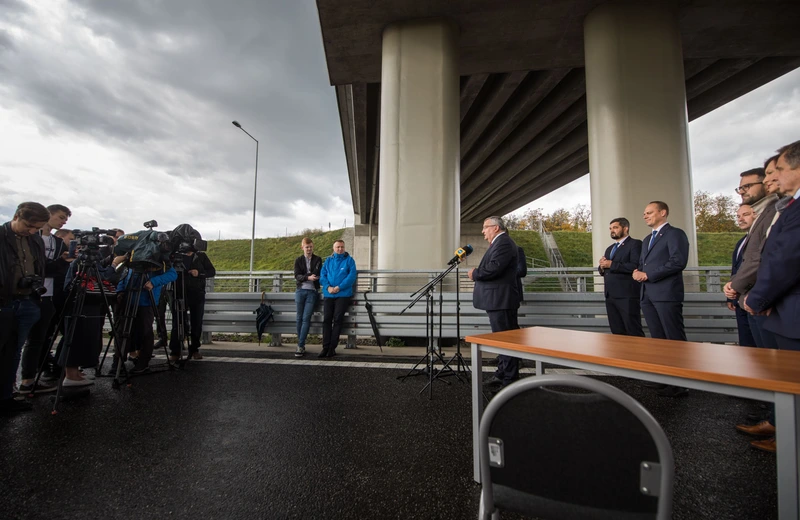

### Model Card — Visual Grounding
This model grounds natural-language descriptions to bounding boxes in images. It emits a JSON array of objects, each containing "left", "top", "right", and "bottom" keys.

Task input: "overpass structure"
[{"left": 315, "top": 1, "right": 800, "bottom": 269}]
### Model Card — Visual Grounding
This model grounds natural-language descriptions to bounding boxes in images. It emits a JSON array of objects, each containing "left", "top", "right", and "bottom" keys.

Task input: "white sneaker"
[
  {"left": 79, "top": 369, "right": 96, "bottom": 381},
  {"left": 62, "top": 377, "right": 94, "bottom": 387}
]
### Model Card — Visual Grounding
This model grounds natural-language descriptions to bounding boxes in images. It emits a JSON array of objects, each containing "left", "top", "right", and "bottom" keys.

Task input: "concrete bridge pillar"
[
  {"left": 377, "top": 19, "right": 461, "bottom": 284},
  {"left": 584, "top": 2, "right": 698, "bottom": 267}
]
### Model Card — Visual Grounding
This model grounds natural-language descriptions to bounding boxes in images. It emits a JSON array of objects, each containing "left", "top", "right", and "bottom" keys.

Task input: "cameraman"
[
  {"left": 168, "top": 246, "right": 215, "bottom": 361},
  {"left": 19, "top": 204, "right": 73, "bottom": 394},
  {"left": 0, "top": 202, "right": 49, "bottom": 415},
  {"left": 117, "top": 264, "right": 176, "bottom": 373}
]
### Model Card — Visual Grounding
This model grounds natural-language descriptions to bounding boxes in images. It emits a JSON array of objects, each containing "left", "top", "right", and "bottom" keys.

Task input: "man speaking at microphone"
[{"left": 468, "top": 216, "right": 521, "bottom": 388}]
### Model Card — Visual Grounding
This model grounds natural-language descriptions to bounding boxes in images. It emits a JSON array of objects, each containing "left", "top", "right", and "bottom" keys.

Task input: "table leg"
[
  {"left": 472, "top": 342, "right": 483, "bottom": 483},
  {"left": 776, "top": 392, "right": 800, "bottom": 519},
  {"left": 536, "top": 360, "right": 543, "bottom": 376}
]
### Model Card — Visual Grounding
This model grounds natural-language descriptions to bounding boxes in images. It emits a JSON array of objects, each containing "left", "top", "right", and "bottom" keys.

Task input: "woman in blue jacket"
[{"left": 318, "top": 240, "right": 357, "bottom": 358}]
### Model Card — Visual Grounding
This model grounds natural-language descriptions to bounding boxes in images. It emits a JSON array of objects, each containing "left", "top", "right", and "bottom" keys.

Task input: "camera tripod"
[
  {"left": 397, "top": 261, "right": 467, "bottom": 400},
  {"left": 33, "top": 248, "right": 118, "bottom": 413},
  {"left": 161, "top": 256, "right": 193, "bottom": 368},
  {"left": 100, "top": 265, "right": 175, "bottom": 388}
]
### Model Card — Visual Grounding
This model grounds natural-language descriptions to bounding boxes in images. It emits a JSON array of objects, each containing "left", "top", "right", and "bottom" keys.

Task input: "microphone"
[{"left": 447, "top": 244, "right": 473, "bottom": 266}]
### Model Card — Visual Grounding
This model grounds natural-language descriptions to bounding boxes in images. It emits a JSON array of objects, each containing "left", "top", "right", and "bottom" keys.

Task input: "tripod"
[
  {"left": 435, "top": 265, "right": 470, "bottom": 377},
  {"left": 397, "top": 261, "right": 466, "bottom": 399},
  {"left": 101, "top": 265, "right": 175, "bottom": 388},
  {"left": 163, "top": 256, "right": 192, "bottom": 368},
  {"left": 34, "top": 248, "right": 118, "bottom": 413}
]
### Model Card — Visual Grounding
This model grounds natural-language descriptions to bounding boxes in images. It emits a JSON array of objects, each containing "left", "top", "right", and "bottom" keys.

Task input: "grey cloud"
[{"left": 0, "top": 0, "right": 350, "bottom": 226}]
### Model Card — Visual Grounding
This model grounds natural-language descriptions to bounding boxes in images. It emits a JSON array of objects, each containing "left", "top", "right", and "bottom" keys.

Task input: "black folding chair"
[{"left": 478, "top": 374, "right": 674, "bottom": 520}]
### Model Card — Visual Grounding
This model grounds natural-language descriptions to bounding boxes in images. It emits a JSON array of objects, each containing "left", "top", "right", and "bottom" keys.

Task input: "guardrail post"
[
  {"left": 270, "top": 274, "right": 282, "bottom": 346},
  {"left": 202, "top": 278, "right": 215, "bottom": 344},
  {"left": 706, "top": 270, "right": 720, "bottom": 293}
]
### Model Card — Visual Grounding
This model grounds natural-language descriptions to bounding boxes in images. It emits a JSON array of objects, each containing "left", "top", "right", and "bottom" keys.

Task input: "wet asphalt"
[{"left": 0, "top": 348, "right": 777, "bottom": 520}]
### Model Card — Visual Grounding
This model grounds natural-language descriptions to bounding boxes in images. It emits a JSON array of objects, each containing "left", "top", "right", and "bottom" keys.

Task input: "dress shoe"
[
  {"left": 751, "top": 437, "right": 776, "bottom": 453},
  {"left": 657, "top": 385, "right": 688, "bottom": 398},
  {"left": 640, "top": 381, "right": 668, "bottom": 390},
  {"left": 318, "top": 349, "right": 329, "bottom": 358},
  {"left": 326, "top": 349, "right": 337, "bottom": 358},
  {"left": 736, "top": 420, "right": 775, "bottom": 437},
  {"left": 484, "top": 375, "right": 504, "bottom": 387}
]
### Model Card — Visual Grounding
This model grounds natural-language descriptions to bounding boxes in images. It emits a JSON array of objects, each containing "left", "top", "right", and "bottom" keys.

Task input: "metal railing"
[{"left": 208, "top": 266, "right": 732, "bottom": 294}]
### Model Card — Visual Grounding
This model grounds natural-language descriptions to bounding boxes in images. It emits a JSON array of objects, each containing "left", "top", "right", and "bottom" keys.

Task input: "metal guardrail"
[
  {"left": 203, "top": 274, "right": 738, "bottom": 346},
  {"left": 208, "top": 266, "right": 732, "bottom": 294}
]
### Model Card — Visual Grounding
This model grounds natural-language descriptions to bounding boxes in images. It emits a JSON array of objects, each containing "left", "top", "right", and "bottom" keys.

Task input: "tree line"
[{"left": 504, "top": 191, "right": 741, "bottom": 233}]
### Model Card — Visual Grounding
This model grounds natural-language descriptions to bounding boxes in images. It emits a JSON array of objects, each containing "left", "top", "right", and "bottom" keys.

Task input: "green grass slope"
[
  {"left": 206, "top": 229, "right": 346, "bottom": 271},
  {"left": 551, "top": 231, "right": 593, "bottom": 267},
  {"left": 508, "top": 230, "right": 549, "bottom": 265}
]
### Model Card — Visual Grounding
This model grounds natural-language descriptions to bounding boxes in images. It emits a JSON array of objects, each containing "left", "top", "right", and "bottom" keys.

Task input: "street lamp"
[{"left": 232, "top": 120, "right": 259, "bottom": 291}]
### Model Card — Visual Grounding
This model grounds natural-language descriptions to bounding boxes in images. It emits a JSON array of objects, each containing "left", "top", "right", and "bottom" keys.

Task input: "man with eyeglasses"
[{"left": 723, "top": 164, "right": 779, "bottom": 348}]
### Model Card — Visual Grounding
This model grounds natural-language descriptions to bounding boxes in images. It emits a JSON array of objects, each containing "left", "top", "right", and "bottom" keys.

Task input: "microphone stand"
[
  {"left": 397, "top": 259, "right": 465, "bottom": 399},
  {"left": 437, "top": 264, "right": 470, "bottom": 378}
]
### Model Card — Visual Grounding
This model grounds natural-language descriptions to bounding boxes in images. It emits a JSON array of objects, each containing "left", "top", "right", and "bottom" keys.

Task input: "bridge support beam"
[
  {"left": 377, "top": 19, "right": 460, "bottom": 282},
  {"left": 584, "top": 3, "right": 698, "bottom": 267}
]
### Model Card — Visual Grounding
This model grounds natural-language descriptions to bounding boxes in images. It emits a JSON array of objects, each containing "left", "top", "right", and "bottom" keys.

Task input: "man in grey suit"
[
  {"left": 723, "top": 162, "right": 779, "bottom": 348},
  {"left": 633, "top": 201, "right": 690, "bottom": 397},
  {"left": 469, "top": 216, "right": 520, "bottom": 387}
]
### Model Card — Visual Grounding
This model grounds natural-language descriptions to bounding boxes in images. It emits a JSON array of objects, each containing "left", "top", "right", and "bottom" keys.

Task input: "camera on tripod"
[
  {"left": 72, "top": 228, "right": 116, "bottom": 249},
  {"left": 19, "top": 274, "right": 47, "bottom": 296}
]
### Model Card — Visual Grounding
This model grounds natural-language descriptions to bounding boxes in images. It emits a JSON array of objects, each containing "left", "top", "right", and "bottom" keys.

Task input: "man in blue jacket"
[
  {"left": 319, "top": 240, "right": 357, "bottom": 358},
  {"left": 116, "top": 264, "right": 177, "bottom": 373}
]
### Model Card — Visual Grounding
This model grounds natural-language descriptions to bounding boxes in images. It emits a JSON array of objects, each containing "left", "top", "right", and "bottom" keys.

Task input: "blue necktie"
[
  {"left": 648, "top": 230, "right": 657, "bottom": 250},
  {"left": 609, "top": 242, "right": 619, "bottom": 259}
]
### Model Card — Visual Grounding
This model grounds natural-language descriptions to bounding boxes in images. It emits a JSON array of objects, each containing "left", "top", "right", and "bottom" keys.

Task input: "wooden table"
[{"left": 467, "top": 326, "right": 800, "bottom": 520}]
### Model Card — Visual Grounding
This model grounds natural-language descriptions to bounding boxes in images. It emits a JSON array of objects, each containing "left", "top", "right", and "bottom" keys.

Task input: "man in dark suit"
[
  {"left": 743, "top": 141, "right": 800, "bottom": 352},
  {"left": 739, "top": 141, "right": 800, "bottom": 454},
  {"left": 513, "top": 245, "right": 527, "bottom": 329},
  {"left": 469, "top": 216, "right": 520, "bottom": 387},
  {"left": 728, "top": 204, "right": 756, "bottom": 347},
  {"left": 598, "top": 217, "right": 644, "bottom": 336},
  {"left": 633, "top": 201, "right": 690, "bottom": 397}
]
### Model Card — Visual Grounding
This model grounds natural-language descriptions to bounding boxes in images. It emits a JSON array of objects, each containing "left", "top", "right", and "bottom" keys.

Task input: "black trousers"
[
  {"left": 132, "top": 306, "right": 155, "bottom": 370},
  {"left": 169, "top": 294, "right": 206, "bottom": 355},
  {"left": 322, "top": 297, "right": 349, "bottom": 352},
  {"left": 734, "top": 306, "right": 757, "bottom": 347},
  {"left": 487, "top": 309, "right": 519, "bottom": 385},
  {"left": 641, "top": 294, "right": 686, "bottom": 341},
  {"left": 605, "top": 297, "right": 644, "bottom": 337}
]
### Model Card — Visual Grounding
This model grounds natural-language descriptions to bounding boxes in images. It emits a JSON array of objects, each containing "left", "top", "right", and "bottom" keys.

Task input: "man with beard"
[{"left": 598, "top": 217, "right": 644, "bottom": 336}]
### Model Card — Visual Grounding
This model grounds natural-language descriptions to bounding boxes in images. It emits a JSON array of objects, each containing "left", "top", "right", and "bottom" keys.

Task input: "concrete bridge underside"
[{"left": 320, "top": 0, "right": 800, "bottom": 226}]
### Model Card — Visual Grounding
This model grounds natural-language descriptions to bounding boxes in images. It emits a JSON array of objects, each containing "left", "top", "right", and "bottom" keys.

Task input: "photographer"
[
  {"left": 0, "top": 202, "right": 49, "bottom": 415},
  {"left": 18, "top": 204, "right": 73, "bottom": 394},
  {"left": 168, "top": 246, "right": 215, "bottom": 361},
  {"left": 117, "top": 264, "right": 176, "bottom": 373}
]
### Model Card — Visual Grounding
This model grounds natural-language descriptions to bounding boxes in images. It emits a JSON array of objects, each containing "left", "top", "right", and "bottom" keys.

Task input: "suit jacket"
[
  {"left": 730, "top": 196, "right": 778, "bottom": 295},
  {"left": 746, "top": 198, "right": 800, "bottom": 339},
  {"left": 516, "top": 246, "right": 527, "bottom": 305},
  {"left": 472, "top": 232, "right": 519, "bottom": 311},
  {"left": 727, "top": 235, "right": 748, "bottom": 306},
  {"left": 638, "top": 223, "right": 689, "bottom": 302},
  {"left": 599, "top": 237, "right": 642, "bottom": 299}
]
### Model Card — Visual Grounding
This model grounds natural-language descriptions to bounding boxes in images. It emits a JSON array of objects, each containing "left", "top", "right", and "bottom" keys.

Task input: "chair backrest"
[{"left": 479, "top": 375, "right": 673, "bottom": 520}]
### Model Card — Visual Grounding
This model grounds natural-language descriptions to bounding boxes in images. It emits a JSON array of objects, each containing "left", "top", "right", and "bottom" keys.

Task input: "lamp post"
[{"left": 232, "top": 120, "right": 259, "bottom": 291}]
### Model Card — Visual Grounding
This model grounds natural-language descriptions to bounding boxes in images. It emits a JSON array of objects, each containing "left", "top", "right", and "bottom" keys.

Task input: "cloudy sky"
[{"left": 1, "top": 0, "right": 798, "bottom": 240}]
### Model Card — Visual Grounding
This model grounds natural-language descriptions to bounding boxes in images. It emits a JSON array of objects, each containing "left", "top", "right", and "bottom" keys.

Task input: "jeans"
[
  {"left": 295, "top": 289, "right": 318, "bottom": 348},
  {"left": 0, "top": 299, "right": 41, "bottom": 399},
  {"left": 21, "top": 297, "right": 55, "bottom": 379}
]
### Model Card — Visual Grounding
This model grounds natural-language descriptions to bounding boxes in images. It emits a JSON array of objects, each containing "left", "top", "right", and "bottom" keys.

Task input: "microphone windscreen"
[{"left": 464, "top": 244, "right": 474, "bottom": 255}]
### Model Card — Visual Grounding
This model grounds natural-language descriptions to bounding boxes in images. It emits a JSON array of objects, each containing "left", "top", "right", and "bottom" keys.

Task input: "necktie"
[
  {"left": 648, "top": 230, "right": 657, "bottom": 250},
  {"left": 609, "top": 242, "right": 619, "bottom": 259},
  {"left": 788, "top": 198, "right": 796, "bottom": 208}
]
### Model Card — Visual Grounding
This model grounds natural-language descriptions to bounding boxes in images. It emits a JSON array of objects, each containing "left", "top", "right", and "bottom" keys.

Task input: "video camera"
[
  {"left": 115, "top": 221, "right": 206, "bottom": 269},
  {"left": 73, "top": 228, "right": 117, "bottom": 249}
]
